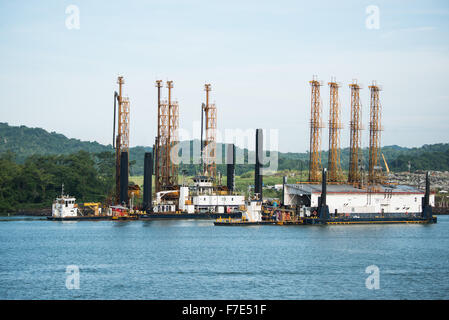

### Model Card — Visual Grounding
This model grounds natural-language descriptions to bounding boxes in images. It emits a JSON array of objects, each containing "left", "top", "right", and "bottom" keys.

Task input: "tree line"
[
  {"left": 2, "top": 123, "right": 448, "bottom": 176},
  {"left": 1, "top": 146, "right": 448, "bottom": 213},
  {"left": 0, "top": 151, "right": 115, "bottom": 213}
]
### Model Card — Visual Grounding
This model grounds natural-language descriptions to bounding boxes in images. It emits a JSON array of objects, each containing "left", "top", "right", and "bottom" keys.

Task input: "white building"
[{"left": 284, "top": 184, "right": 434, "bottom": 215}]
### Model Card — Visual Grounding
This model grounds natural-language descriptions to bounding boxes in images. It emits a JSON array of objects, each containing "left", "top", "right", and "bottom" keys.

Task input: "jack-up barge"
[{"left": 215, "top": 170, "right": 437, "bottom": 226}]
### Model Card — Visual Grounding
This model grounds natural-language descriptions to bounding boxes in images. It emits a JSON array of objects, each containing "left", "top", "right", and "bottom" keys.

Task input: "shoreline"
[
  {"left": 2, "top": 207, "right": 449, "bottom": 217},
  {"left": 1, "top": 208, "right": 51, "bottom": 217},
  {"left": 433, "top": 207, "right": 449, "bottom": 215}
]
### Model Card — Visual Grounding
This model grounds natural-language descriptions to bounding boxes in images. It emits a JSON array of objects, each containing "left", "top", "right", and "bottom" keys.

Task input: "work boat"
[{"left": 51, "top": 185, "right": 78, "bottom": 218}]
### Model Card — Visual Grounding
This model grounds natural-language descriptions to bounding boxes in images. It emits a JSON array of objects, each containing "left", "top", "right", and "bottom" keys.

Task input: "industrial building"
[{"left": 283, "top": 183, "right": 435, "bottom": 216}]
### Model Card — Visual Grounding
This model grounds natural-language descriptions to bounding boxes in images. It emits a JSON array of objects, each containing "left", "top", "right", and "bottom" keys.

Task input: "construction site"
[
  {"left": 74, "top": 76, "right": 248, "bottom": 221},
  {"left": 217, "top": 76, "right": 437, "bottom": 225},
  {"left": 49, "top": 75, "right": 436, "bottom": 225}
]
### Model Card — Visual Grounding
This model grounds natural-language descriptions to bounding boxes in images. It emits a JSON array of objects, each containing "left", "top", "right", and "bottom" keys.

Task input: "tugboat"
[
  {"left": 47, "top": 184, "right": 111, "bottom": 221},
  {"left": 50, "top": 184, "right": 78, "bottom": 218}
]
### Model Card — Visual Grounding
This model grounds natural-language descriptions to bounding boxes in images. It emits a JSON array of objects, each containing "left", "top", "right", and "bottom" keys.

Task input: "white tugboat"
[
  {"left": 48, "top": 185, "right": 111, "bottom": 221},
  {"left": 51, "top": 184, "right": 78, "bottom": 218}
]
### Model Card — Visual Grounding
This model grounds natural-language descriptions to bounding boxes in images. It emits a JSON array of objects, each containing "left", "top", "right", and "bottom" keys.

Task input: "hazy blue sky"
[{"left": 0, "top": 0, "right": 448, "bottom": 152}]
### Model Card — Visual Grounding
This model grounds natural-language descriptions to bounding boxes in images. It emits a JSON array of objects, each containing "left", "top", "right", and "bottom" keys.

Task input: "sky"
[{"left": 0, "top": 0, "right": 448, "bottom": 152}]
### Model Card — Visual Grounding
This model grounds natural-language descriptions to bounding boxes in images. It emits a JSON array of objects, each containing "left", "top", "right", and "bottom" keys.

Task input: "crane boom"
[{"left": 382, "top": 153, "right": 390, "bottom": 174}]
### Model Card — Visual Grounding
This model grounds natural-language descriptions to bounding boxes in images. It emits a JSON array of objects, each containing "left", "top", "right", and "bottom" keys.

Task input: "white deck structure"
[
  {"left": 52, "top": 196, "right": 78, "bottom": 217},
  {"left": 284, "top": 184, "right": 434, "bottom": 215},
  {"left": 155, "top": 175, "right": 245, "bottom": 214}
]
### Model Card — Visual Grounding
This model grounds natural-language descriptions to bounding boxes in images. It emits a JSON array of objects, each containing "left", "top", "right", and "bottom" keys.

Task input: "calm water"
[{"left": 0, "top": 215, "right": 448, "bottom": 300}]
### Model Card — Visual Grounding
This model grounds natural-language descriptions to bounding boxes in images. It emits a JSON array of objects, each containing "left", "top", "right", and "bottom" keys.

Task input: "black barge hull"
[
  {"left": 47, "top": 216, "right": 112, "bottom": 221},
  {"left": 141, "top": 212, "right": 242, "bottom": 220},
  {"left": 214, "top": 216, "right": 437, "bottom": 226}
]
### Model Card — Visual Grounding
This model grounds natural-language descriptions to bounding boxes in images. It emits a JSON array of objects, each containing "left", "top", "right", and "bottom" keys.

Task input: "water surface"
[{"left": 1, "top": 215, "right": 448, "bottom": 299}]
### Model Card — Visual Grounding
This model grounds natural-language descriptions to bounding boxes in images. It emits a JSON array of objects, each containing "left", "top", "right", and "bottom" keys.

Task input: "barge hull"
[
  {"left": 214, "top": 216, "right": 437, "bottom": 226},
  {"left": 214, "top": 221, "right": 277, "bottom": 226},
  {"left": 323, "top": 217, "right": 437, "bottom": 225},
  {"left": 141, "top": 212, "right": 242, "bottom": 220},
  {"left": 47, "top": 216, "right": 112, "bottom": 221}
]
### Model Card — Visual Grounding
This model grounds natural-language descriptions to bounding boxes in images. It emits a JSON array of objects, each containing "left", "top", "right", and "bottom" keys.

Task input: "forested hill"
[
  {"left": 0, "top": 123, "right": 154, "bottom": 174},
  {"left": 1, "top": 122, "right": 448, "bottom": 174},
  {"left": 0, "top": 122, "right": 112, "bottom": 162},
  {"left": 279, "top": 144, "right": 449, "bottom": 173}
]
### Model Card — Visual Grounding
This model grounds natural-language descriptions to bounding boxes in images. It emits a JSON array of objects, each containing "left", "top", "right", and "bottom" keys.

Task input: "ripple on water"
[{"left": 0, "top": 216, "right": 448, "bottom": 299}]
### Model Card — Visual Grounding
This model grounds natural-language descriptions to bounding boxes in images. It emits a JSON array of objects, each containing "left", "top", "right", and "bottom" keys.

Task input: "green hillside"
[
  {"left": 1, "top": 122, "right": 448, "bottom": 175},
  {"left": 0, "top": 122, "right": 112, "bottom": 162},
  {"left": 0, "top": 150, "right": 114, "bottom": 212},
  {"left": 0, "top": 122, "right": 150, "bottom": 174}
]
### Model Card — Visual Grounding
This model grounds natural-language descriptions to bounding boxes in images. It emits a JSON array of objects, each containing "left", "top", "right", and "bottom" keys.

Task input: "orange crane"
[
  {"left": 154, "top": 80, "right": 179, "bottom": 192},
  {"left": 308, "top": 76, "right": 324, "bottom": 182},
  {"left": 327, "top": 78, "right": 343, "bottom": 182},
  {"left": 113, "top": 76, "right": 130, "bottom": 204},
  {"left": 368, "top": 81, "right": 382, "bottom": 184},
  {"left": 202, "top": 84, "right": 217, "bottom": 180},
  {"left": 348, "top": 80, "right": 363, "bottom": 184}
]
